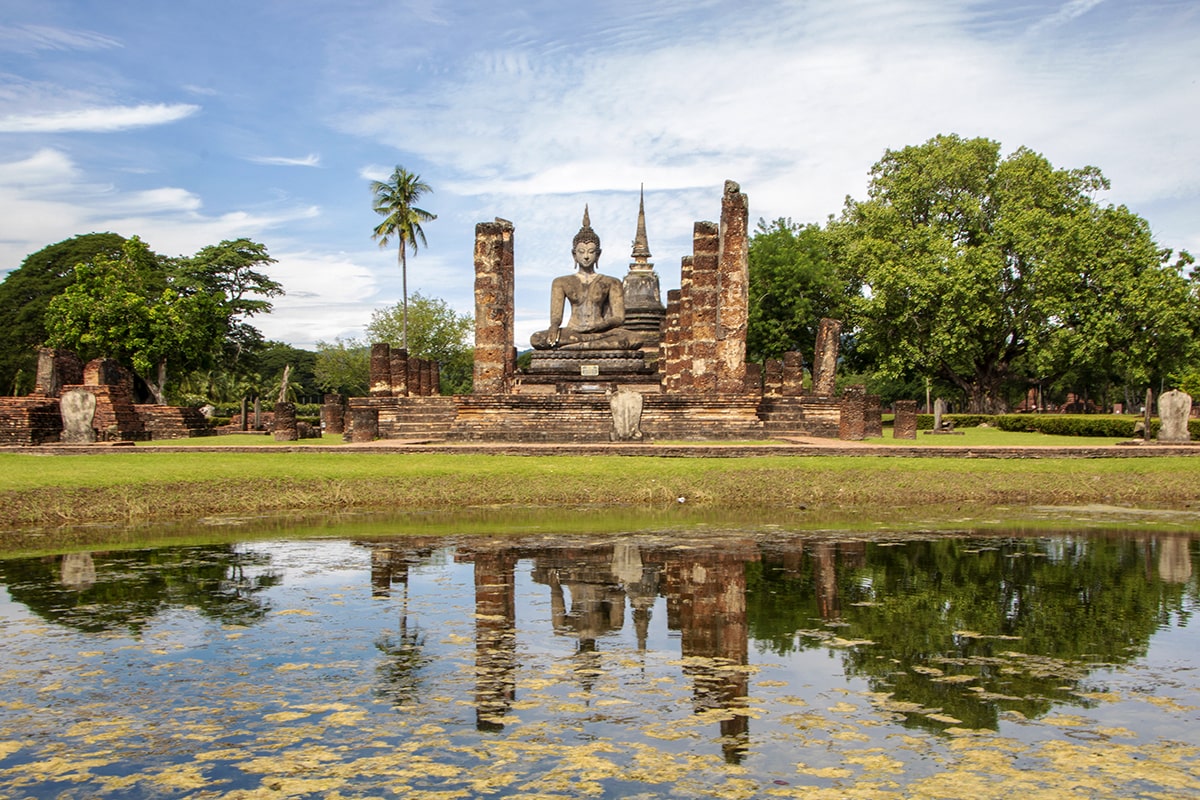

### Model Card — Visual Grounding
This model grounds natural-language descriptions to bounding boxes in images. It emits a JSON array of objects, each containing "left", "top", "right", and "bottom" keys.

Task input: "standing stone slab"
[
  {"left": 893, "top": 400, "right": 918, "bottom": 439},
  {"left": 610, "top": 390, "right": 645, "bottom": 441},
  {"left": 60, "top": 389, "right": 97, "bottom": 444},
  {"left": 812, "top": 318, "right": 841, "bottom": 397},
  {"left": 1157, "top": 389, "right": 1193, "bottom": 443}
]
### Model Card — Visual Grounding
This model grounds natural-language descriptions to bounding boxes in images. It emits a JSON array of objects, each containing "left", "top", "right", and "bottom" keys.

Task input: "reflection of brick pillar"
[
  {"left": 690, "top": 222, "right": 720, "bottom": 395},
  {"left": 473, "top": 219, "right": 515, "bottom": 395},
  {"left": 370, "top": 343, "right": 392, "bottom": 397},
  {"left": 812, "top": 318, "right": 841, "bottom": 397},
  {"left": 473, "top": 551, "right": 517, "bottom": 731},
  {"left": 321, "top": 394, "right": 345, "bottom": 434},
  {"left": 390, "top": 348, "right": 408, "bottom": 397},
  {"left": 350, "top": 407, "right": 378, "bottom": 442},
  {"left": 660, "top": 545, "right": 754, "bottom": 763},
  {"left": 893, "top": 399, "right": 918, "bottom": 439},
  {"left": 716, "top": 181, "right": 749, "bottom": 395},
  {"left": 763, "top": 359, "right": 783, "bottom": 398},
  {"left": 865, "top": 394, "right": 882, "bottom": 438},
  {"left": 813, "top": 542, "right": 840, "bottom": 620},
  {"left": 839, "top": 384, "right": 866, "bottom": 440},
  {"left": 782, "top": 351, "right": 805, "bottom": 397}
]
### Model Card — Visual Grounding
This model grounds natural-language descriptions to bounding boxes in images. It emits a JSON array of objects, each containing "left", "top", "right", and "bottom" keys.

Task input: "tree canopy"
[
  {"left": 0, "top": 233, "right": 128, "bottom": 394},
  {"left": 38, "top": 236, "right": 284, "bottom": 404},
  {"left": 747, "top": 217, "right": 848, "bottom": 363},
  {"left": 832, "top": 134, "right": 1196, "bottom": 412}
]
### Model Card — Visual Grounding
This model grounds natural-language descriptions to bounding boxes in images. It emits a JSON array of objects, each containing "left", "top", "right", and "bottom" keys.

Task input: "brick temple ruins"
[
  {"left": 344, "top": 180, "right": 880, "bottom": 443},
  {"left": 0, "top": 180, "right": 886, "bottom": 446}
]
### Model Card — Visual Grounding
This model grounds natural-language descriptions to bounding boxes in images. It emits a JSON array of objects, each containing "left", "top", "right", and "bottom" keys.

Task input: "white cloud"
[
  {"left": 247, "top": 153, "right": 322, "bottom": 167},
  {"left": 0, "top": 103, "right": 199, "bottom": 133},
  {"left": 0, "top": 23, "right": 122, "bottom": 53}
]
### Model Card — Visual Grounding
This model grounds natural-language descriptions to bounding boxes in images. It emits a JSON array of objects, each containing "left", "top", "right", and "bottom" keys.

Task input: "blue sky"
[{"left": 2, "top": 0, "right": 1197, "bottom": 349}]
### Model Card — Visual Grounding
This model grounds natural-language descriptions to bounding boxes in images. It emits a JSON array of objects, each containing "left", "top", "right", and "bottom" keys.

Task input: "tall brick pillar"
[
  {"left": 662, "top": 289, "right": 683, "bottom": 394},
  {"left": 716, "top": 180, "right": 749, "bottom": 395},
  {"left": 689, "top": 222, "right": 720, "bottom": 395},
  {"left": 473, "top": 219, "right": 515, "bottom": 395},
  {"left": 893, "top": 400, "right": 918, "bottom": 439},
  {"left": 812, "top": 318, "right": 842, "bottom": 397},
  {"left": 782, "top": 351, "right": 805, "bottom": 397}
]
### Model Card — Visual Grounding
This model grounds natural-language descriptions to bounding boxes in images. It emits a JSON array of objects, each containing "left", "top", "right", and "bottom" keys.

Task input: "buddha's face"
[{"left": 573, "top": 241, "right": 599, "bottom": 269}]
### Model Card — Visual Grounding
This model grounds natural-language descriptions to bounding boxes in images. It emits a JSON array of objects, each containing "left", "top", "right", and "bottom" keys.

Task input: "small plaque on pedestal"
[{"left": 580, "top": 364, "right": 600, "bottom": 377}]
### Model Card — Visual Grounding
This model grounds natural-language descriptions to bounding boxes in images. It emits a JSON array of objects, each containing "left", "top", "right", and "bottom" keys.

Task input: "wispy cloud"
[
  {"left": 1027, "top": 0, "right": 1106, "bottom": 35},
  {"left": 247, "top": 154, "right": 322, "bottom": 167},
  {"left": 0, "top": 103, "right": 199, "bottom": 133},
  {"left": 0, "top": 24, "right": 122, "bottom": 53}
]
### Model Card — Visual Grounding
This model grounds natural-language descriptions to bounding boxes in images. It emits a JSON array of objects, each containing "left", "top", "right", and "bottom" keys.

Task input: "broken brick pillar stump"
[
  {"left": 273, "top": 402, "right": 298, "bottom": 441},
  {"left": 350, "top": 407, "right": 378, "bottom": 443},
  {"left": 390, "top": 348, "right": 409, "bottom": 397},
  {"left": 839, "top": 384, "right": 867, "bottom": 441},
  {"left": 893, "top": 400, "right": 918, "bottom": 440},
  {"left": 321, "top": 394, "right": 345, "bottom": 435},
  {"left": 782, "top": 351, "right": 805, "bottom": 397},
  {"left": 370, "top": 343, "right": 392, "bottom": 397},
  {"left": 865, "top": 394, "right": 883, "bottom": 438}
]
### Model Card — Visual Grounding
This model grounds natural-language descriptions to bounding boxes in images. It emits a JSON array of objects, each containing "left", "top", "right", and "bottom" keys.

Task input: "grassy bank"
[{"left": 2, "top": 450, "right": 1198, "bottom": 535}]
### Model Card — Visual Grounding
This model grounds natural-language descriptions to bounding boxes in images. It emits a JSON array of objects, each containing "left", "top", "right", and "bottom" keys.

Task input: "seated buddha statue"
[{"left": 530, "top": 207, "right": 645, "bottom": 351}]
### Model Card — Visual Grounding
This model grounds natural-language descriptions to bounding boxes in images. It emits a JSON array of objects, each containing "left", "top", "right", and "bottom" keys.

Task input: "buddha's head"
[{"left": 572, "top": 205, "right": 601, "bottom": 269}]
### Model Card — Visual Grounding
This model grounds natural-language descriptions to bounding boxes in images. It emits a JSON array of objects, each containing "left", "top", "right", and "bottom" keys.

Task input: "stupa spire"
[{"left": 629, "top": 185, "right": 653, "bottom": 271}]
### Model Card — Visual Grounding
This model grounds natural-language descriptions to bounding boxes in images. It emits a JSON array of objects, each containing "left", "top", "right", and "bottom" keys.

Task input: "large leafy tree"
[
  {"left": 835, "top": 134, "right": 1195, "bottom": 412},
  {"left": 45, "top": 237, "right": 228, "bottom": 404},
  {"left": 177, "top": 239, "right": 284, "bottom": 366},
  {"left": 313, "top": 338, "right": 370, "bottom": 397},
  {"left": 371, "top": 166, "right": 436, "bottom": 351},
  {"left": 747, "top": 217, "right": 848, "bottom": 363},
  {"left": 0, "top": 233, "right": 127, "bottom": 394}
]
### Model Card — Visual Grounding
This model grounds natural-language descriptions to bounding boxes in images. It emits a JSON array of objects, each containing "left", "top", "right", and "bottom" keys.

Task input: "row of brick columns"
[{"left": 367, "top": 342, "right": 441, "bottom": 398}]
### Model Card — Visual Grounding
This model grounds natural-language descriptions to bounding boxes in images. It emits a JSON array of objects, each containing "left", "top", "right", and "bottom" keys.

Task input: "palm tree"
[{"left": 370, "top": 166, "right": 436, "bottom": 350}]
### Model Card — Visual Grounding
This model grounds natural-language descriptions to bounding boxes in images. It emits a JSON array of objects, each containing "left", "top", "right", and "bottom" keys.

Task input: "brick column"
[
  {"left": 321, "top": 394, "right": 345, "bottom": 435},
  {"left": 812, "top": 318, "right": 842, "bottom": 397},
  {"left": 893, "top": 400, "right": 918, "bottom": 439},
  {"left": 370, "top": 343, "right": 392, "bottom": 397},
  {"left": 350, "top": 407, "right": 378, "bottom": 443},
  {"left": 865, "top": 394, "right": 883, "bottom": 438},
  {"left": 690, "top": 222, "right": 720, "bottom": 395},
  {"left": 662, "top": 288, "right": 683, "bottom": 394},
  {"left": 782, "top": 351, "right": 805, "bottom": 397},
  {"left": 839, "top": 384, "right": 866, "bottom": 441},
  {"left": 763, "top": 359, "right": 783, "bottom": 398},
  {"left": 716, "top": 180, "right": 749, "bottom": 395},
  {"left": 389, "top": 347, "right": 409, "bottom": 397},
  {"left": 473, "top": 219, "right": 515, "bottom": 395}
]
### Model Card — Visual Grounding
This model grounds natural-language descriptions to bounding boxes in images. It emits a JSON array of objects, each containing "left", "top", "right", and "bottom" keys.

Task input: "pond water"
[{"left": 0, "top": 521, "right": 1198, "bottom": 799}]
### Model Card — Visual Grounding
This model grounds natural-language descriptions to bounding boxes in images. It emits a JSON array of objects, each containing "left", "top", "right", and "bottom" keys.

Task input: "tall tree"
[
  {"left": 835, "top": 134, "right": 1194, "bottom": 413},
  {"left": 0, "top": 233, "right": 127, "bottom": 394},
  {"left": 370, "top": 166, "right": 436, "bottom": 351},
  {"left": 43, "top": 237, "right": 228, "bottom": 404}
]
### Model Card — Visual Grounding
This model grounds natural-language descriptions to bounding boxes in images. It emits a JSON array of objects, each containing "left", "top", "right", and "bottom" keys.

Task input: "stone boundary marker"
[{"left": 7, "top": 441, "right": 1200, "bottom": 459}]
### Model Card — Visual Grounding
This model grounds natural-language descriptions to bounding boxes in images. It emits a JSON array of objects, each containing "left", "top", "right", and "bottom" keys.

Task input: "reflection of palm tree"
[{"left": 374, "top": 569, "right": 428, "bottom": 705}]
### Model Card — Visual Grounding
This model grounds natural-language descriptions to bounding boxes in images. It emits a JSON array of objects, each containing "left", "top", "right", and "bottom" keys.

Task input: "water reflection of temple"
[
  {"left": 450, "top": 537, "right": 758, "bottom": 761},
  {"left": 354, "top": 531, "right": 1198, "bottom": 757}
]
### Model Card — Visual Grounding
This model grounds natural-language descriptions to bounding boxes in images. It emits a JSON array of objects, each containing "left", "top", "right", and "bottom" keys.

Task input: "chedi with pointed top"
[{"left": 530, "top": 206, "right": 647, "bottom": 351}]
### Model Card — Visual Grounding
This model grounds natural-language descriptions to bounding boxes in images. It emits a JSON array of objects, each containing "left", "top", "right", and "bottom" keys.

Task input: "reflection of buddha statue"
[{"left": 530, "top": 207, "right": 645, "bottom": 351}]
